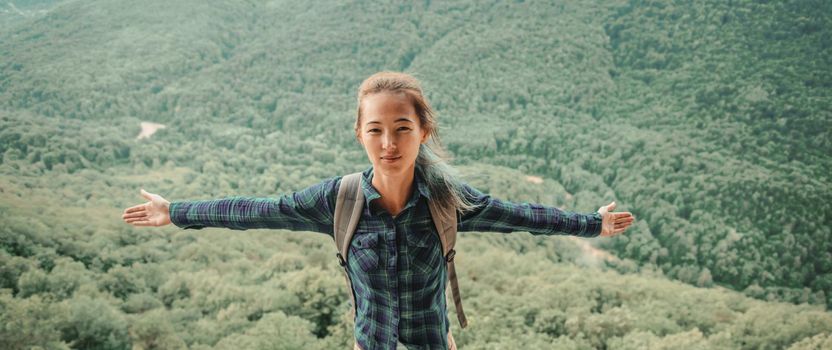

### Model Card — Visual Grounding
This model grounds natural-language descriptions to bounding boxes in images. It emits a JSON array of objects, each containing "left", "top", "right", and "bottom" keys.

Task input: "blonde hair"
[{"left": 355, "top": 71, "right": 475, "bottom": 217}]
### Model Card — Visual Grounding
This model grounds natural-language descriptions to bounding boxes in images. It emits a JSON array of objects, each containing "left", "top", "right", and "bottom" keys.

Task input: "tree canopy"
[{"left": 1, "top": 0, "right": 830, "bottom": 348}]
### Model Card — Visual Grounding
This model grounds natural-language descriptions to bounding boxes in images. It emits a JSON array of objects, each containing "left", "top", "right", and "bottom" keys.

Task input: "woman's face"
[{"left": 357, "top": 91, "right": 428, "bottom": 177}]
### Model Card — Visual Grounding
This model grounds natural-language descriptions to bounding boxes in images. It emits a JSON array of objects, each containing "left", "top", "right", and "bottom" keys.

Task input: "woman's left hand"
[{"left": 597, "top": 201, "right": 634, "bottom": 237}]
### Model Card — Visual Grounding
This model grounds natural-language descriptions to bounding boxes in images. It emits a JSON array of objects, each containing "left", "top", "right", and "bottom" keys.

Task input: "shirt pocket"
[
  {"left": 349, "top": 231, "right": 380, "bottom": 273},
  {"left": 405, "top": 230, "right": 443, "bottom": 275}
]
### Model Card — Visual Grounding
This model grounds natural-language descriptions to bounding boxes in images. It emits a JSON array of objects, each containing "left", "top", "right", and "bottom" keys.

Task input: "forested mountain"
[{"left": 1, "top": 0, "right": 830, "bottom": 348}]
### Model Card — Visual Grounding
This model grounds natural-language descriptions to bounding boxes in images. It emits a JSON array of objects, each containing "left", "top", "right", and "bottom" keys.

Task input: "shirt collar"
[{"left": 360, "top": 165, "right": 431, "bottom": 215}]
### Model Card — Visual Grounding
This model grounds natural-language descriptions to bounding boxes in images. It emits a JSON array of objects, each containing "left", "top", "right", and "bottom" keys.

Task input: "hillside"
[{"left": 1, "top": 0, "right": 830, "bottom": 348}]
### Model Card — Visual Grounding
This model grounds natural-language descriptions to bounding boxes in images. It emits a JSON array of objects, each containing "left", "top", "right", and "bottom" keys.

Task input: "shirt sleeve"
[
  {"left": 167, "top": 176, "right": 341, "bottom": 236},
  {"left": 457, "top": 183, "right": 603, "bottom": 238}
]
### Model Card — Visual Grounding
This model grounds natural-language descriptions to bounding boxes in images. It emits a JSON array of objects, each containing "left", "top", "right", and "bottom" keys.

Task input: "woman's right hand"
[{"left": 122, "top": 189, "right": 172, "bottom": 227}]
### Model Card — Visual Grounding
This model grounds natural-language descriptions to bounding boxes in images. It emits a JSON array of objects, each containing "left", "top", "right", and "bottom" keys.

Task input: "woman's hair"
[{"left": 355, "top": 71, "right": 475, "bottom": 218}]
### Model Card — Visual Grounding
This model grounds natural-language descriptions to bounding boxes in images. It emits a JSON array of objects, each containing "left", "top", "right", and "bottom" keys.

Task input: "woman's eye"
[
  {"left": 398, "top": 127, "right": 411, "bottom": 132},
  {"left": 368, "top": 129, "right": 381, "bottom": 133}
]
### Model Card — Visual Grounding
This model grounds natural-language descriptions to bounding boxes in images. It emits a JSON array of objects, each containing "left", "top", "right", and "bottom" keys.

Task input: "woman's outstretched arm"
[
  {"left": 123, "top": 177, "right": 341, "bottom": 236},
  {"left": 457, "top": 183, "right": 633, "bottom": 237}
]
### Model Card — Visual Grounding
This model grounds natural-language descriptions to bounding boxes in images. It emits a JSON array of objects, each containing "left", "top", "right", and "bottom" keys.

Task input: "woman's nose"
[{"left": 382, "top": 134, "right": 396, "bottom": 150}]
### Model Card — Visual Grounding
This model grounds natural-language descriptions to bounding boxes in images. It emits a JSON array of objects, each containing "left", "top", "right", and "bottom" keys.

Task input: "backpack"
[{"left": 333, "top": 172, "right": 469, "bottom": 329}]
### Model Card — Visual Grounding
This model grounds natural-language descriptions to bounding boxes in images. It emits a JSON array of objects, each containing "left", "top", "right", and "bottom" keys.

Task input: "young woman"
[{"left": 122, "top": 71, "right": 635, "bottom": 350}]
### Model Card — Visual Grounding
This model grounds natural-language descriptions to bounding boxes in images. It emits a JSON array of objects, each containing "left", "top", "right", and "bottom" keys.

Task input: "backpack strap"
[
  {"left": 428, "top": 200, "right": 469, "bottom": 329},
  {"left": 334, "top": 172, "right": 365, "bottom": 321}
]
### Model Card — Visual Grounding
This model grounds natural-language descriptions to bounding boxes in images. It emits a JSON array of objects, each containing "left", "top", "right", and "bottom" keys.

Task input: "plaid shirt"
[{"left": 169, "top": 166, "right": 603, "bottom": 349}]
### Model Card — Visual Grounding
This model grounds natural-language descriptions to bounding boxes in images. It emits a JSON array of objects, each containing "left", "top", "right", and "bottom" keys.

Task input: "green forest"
[{"left": 1, "top": 0, "right": 830, "bottom": 348}]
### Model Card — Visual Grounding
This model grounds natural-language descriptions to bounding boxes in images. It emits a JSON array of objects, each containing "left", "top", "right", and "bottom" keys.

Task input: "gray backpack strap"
[
  {"left": 334, "top": 172, "right": 365, "bottom": 320},
  {"left": 428, "top": 200, "right": 468, "bottom": 329}
]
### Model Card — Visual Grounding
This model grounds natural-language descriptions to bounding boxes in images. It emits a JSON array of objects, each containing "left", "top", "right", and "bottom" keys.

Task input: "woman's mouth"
[{"left": 381, "top": 155, "right": 401, "bottom": 163}]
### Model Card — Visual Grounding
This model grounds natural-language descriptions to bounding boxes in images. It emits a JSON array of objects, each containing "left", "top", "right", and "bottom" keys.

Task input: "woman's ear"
[{"left": 420, "top": 129, "right": 429, "bottom": 144}]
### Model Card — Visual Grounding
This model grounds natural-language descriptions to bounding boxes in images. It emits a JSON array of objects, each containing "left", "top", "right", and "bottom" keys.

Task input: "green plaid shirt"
[{"left": 169, "top": 166, "right": 603, "bottom": 349}]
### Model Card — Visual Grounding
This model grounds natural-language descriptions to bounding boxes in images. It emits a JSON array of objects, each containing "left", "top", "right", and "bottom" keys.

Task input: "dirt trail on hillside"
[
  {"left": 525, "top": 175, "right": 543, "bottom": 184},
  {"left": 137, "top": 122, "right": 166, "bottom": 140},
  {"left": 569, "top": 237, "right": 620, "bottom": 263}
]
